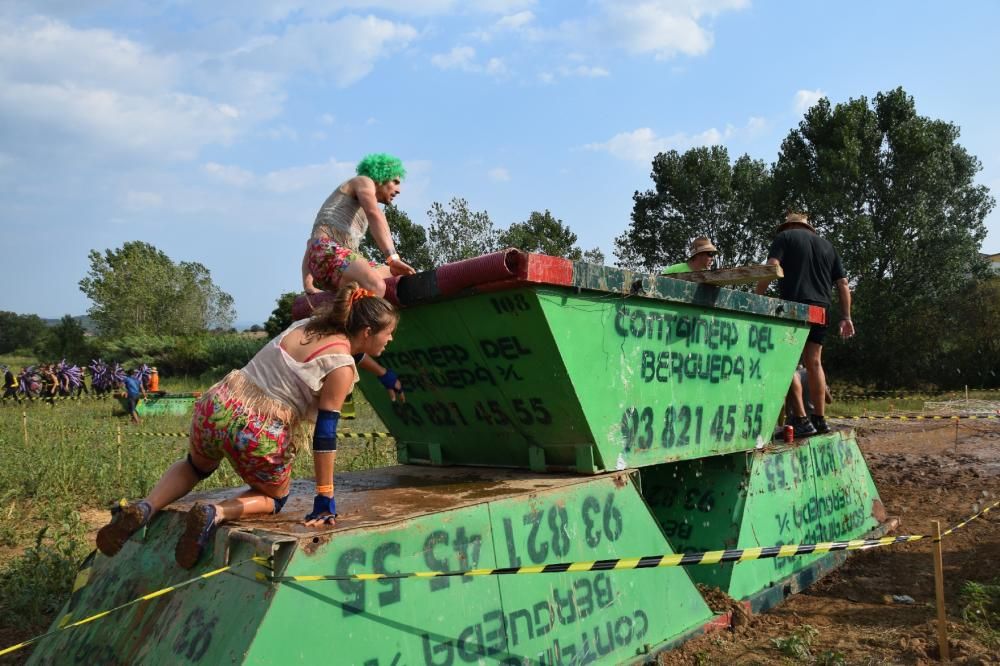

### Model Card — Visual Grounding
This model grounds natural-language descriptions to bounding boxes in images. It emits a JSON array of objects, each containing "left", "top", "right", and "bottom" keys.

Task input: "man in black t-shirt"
[{"left": 756, "top": 212, "right": 854, "bottom": 435}]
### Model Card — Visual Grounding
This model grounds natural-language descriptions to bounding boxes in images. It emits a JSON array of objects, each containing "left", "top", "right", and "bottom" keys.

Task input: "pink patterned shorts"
[
  {"left": 307, "top": 238, "right": 377, "bottom": 292},
  {"left": 190, "top": 381, "right": 294, "bottom": 492}
]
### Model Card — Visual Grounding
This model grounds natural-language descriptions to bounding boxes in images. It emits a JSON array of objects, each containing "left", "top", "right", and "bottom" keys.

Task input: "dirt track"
[{"left": 661, "top": 422, "right": 1000, "bottom": 665}]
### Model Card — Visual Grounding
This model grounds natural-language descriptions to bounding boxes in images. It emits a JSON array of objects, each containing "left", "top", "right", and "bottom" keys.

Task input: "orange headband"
[{"left": 349, "top": 288, "right": 375, "bottom": 306}]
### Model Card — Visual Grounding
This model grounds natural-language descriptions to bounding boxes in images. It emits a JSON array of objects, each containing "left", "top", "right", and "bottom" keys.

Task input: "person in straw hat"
[
  {"left": 662, "top": 236, "right": 719, "bottom": 275},
  {"left": 756, "top": 211, "right": 854, "bottom": 437}
]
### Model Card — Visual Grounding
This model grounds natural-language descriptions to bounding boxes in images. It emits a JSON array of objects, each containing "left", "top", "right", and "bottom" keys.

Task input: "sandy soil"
[{"left": 660, "top": 422, "right": 1000, "bottom": 665}]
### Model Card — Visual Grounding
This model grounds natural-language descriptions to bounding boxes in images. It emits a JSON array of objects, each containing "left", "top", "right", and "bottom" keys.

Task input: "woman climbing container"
[{"left": 96, "top": 282, "right": 405, "bottom": 568}]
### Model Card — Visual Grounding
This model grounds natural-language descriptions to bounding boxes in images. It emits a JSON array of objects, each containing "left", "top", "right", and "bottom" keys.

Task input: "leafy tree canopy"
[
  {"left": 0, "top": 311, "right": 47, "bottom": 354},
  {"left": 35, "top": 315, "right": 90, "bottom": 362},
  {"left": 614, "top": 87, "right": 996, "bottom": 387},
  {"left": 360, "top": 204, "right": 434, "bottom": 272},
  {"left": 79, "top": 241, "right": 235, "bottom": 337},
  {"left": 614, "top": 146, "right": 775, "bottom": 271},
  {"left": 264, "top": 292, "right": 298, "bottom": 339},
  {"left": 427, "top": 198, "right": 500, "bottom": 265},
  {"left": 498, "top": 210, "right": 605, "bottom": 264}
]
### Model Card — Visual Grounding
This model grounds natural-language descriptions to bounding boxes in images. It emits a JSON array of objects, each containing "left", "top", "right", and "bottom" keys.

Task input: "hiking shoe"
[
  {"left": 810, "top": 414, "right": 831, "bottom": 435},
  {"left": 792, "top": 416, "right": 817, "bottom": 439},
  {"left": 175, "top": 503, "right": 218, "bottom": 569},
  {"left": 96, "top": 501, "right": 151, "bottom": 557}
]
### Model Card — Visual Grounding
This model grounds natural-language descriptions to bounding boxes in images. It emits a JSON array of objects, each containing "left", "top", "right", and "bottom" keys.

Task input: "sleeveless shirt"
[
  {"left": 241, "top": 319, "right": 359, "bottom": 423},
  {"left": 310, "top": 188, "right": 369, "bottom": 251}
]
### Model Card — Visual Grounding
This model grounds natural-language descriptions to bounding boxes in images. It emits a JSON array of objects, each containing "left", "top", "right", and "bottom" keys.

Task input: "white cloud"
[
  {"left": 794, "top": 89, "right": 825, "bottom": 114},
  {"left": 261, "top": 157, "right": 356, "bottom": 194},
  {"left": 491, "top": 10, "right": 545, "bottom": 41},
  {"left": 0, "top": 17, "right": 252, "bottom": 161},
  {"left": 239, "top": 15, "right": 418, "bottom": 88},
  {"left": 320, "top": 113, "right": 335, "bottom": 125},
  {"left": 431, "top": 45, "right": 477, "bottom": 70},
  {"left": 539, "top": 63, "right": 610, "bottom": 82},
  {"left": 488, "top": 167, "right": 510, "bottom": 181},
  {"left": 585, "top": 116, "right": 764, "bottom": 162},
  {"left": 598, "top": 0, "right": 749, "bottom": 59},
  {"left": 496, "top": 11, "right": 534, "bottom": 30},
  {"left": 431, "top": 46, "right": 507, "bottom": 76},
  {"left": 203, "top": 162, "right": 254, "bottom": 187},
  {"left": 485, "top": 57, "right": 507, "bottom": 75}
]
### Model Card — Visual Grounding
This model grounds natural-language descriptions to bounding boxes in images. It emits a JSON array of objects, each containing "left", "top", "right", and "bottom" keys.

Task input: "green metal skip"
[{"left": 28, "top": 251, "right": 888, "bottom": 665}]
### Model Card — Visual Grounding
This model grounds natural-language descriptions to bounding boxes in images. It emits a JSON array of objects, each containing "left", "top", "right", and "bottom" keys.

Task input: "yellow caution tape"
[
  {"left": 258, "top": 498, "right": 999, "bottom": 583},
  {"left": 255, "top": 535, "right": 924, "bottom": 583},
  {"left": 0, "top": 560, "right": 249, "bottom": 657},
  {"left": 1, "top": 499, "right": 993, "bottom": 657}
]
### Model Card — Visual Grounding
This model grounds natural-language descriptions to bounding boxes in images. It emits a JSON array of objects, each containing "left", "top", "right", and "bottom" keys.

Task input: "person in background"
[
  {"left": 97, "top": 283, "right": 405, "bottom": 570},
  {"left": 2, "top": 366, "right": 19, "bottom": 403},
  {"left": 303, "top": 153, "right": 417, "bottom": 298},
  {"left": 756, "top": 211, "right": 854, "bottom": 435},
  {"left": 122, "top": 371, "right": 147, "bottom": 424},
  {"left": 662, "top": 237, "right": 719, "bottom": 275}
]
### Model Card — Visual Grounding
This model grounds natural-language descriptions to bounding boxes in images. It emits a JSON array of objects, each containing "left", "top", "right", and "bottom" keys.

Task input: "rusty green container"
[
  {"left": 26, "top": 252, "right": 887, "bottom": 665},
  {"left": 641, "top": 430, "right": 886, "bottom": 608},
  {"left": 29, "top": 468, "right": 720, "bottom": 665},
  {"left": 359, "top": 254, "right": 824, "bottom": 473}
]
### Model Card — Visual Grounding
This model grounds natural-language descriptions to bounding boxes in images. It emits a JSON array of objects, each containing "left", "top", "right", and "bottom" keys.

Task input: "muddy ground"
[
  {"left": 4, "top": 423, "right": 997, "bottom": 664},
  {"left": 660, "top": 421, "right": 1000, "bottom": 665}
]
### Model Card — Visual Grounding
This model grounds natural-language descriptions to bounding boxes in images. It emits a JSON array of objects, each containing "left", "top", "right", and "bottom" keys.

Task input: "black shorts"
[
  {"left": 807, "top": 323, "right": 828, "bottom": 345},
  {"left": 127, "top": 396, "right": 140, "bottom": 413}
]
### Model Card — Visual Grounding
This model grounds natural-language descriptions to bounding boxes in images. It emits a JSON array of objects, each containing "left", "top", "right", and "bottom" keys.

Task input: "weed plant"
[{"left": 959, "top": 578, "right": 1000, "bottom": 648}]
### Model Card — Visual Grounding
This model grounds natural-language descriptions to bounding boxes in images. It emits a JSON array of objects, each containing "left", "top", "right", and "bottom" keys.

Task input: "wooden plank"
[{"left": 664, "top": 263, "right": 784, "bottom": 286}]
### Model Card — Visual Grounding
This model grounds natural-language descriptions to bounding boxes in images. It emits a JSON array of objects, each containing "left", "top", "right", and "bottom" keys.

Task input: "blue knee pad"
[{"left": 313, "top": 409, "right": 339, "bottom": 452}]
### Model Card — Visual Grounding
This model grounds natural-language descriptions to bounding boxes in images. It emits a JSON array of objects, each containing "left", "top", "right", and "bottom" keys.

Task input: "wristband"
[
  {"left": 378, "top": 368, "right": 400, "bottom": 390},
  {"left": 386, "top": 252, "right": 400, "bottom": 265}
]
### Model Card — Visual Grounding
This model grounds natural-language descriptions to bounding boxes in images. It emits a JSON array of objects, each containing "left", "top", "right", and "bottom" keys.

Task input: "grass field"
[
  {"left": 1, "top": 354, "right": 996, "bottom": 657},
  {"left": 0, "top": 370, "right": 394, "bottom": 654}
]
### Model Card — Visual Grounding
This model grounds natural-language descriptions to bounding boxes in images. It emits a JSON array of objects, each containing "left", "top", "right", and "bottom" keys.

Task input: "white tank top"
[{"left": 241, "top": 319, "right": 358, "bottom": 422}]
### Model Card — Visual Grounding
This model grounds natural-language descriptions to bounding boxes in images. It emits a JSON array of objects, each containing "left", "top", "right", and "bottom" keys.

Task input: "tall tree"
[
  {"left": 35, "top": 315, "right": 90, "bottom": 362},
  {"left": 498, "top": 210, "right": 605, "bottom": 263},
  {"left": 360, "top": 204, "right": 433, "bottom": 272},
  {"left": 79, "top": 241, "right": 235, "bottom": 337},
  {"left": 264, "top": 292, "right": 298, "bottom": 339},
  {"left": 773, "top": 87, "right": 995, "bottom": 384},
  {"left": 615, "top": 146, "right": 776, "bottom": 271},
  {"left": 0, "top": 311, "right": 47, "bottom": 354},
  {"left": 426, "top": 198, "right": 499, "bottom": 265}
]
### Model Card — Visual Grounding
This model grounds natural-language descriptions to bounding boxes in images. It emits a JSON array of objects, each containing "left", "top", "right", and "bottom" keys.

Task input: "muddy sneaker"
[
  {"left": 810, "top": 414, "right": 831, "bottom": 434},
  {"left": 792, "top": 416, "right": 818, "bottom": 439},
  {"left": 175, "top": 503, "right": 218, "bottom": 570},
  {"left": 96, "top": 501, "right": 151, "bottom": 557}
]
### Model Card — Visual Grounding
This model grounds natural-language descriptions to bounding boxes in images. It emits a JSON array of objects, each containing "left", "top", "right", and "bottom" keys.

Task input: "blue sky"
[{"left": 2, "top": 0, "right": 998, "bottom": 326}]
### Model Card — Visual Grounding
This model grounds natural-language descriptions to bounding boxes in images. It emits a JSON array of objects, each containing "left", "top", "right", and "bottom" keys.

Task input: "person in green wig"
[{"left": 303, "top": 153, "right": 417, "bottom": 298}]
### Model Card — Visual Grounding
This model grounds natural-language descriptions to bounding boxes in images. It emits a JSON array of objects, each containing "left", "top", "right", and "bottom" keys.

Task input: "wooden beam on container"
[{"left": 665, "top": 264, "right": 783, "bottom": 287}]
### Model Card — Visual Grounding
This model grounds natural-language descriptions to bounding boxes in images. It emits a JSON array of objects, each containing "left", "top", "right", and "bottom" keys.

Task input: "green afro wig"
[{"left": 356, "top": 153, "right": 406, "bottom": 183}]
